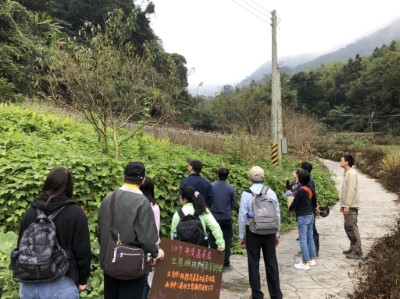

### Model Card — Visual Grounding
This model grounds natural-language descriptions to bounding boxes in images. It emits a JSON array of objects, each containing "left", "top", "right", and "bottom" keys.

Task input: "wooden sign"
[{"left": 148, "top": 237, "right": 224, "bottom": 299}]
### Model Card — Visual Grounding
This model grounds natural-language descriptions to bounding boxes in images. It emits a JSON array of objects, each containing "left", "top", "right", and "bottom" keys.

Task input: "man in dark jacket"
[
  {"left": 179, "top": 158, "right": 213, "bottom": 208},
  {"left": 97, "top": 161, "right": 159, "bottom": 299},
  {"left": 209, "top": 167, "right": 237, "bottom": 270}
]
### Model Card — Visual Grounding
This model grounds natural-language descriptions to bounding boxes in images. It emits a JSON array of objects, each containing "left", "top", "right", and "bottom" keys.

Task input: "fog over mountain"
[
  {"left": 238, "top": 17, "right": 400, "bottom": 86},
  {"left": 194, "top": 17, "right": 400, "bottom": 96}
]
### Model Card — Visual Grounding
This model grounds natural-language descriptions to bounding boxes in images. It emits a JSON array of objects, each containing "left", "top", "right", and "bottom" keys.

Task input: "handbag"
[{"left": 103, "top": 191, "right": 151, "bottom": 280}]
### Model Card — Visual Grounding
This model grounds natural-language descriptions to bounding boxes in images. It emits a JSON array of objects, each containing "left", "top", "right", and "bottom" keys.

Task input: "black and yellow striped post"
[{"left": 271, "top": 143, "right": 278, "bottom": 166}]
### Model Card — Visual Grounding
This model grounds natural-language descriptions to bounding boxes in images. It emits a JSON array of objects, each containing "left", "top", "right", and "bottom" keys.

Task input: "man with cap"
[
  {"left": 180, "top": 158, "right": 213, "bottom": 208},
  {"left": 97, "top": 161, "right": 160, "bottom": 299},
  {"left": 238, "top": 166, "right": 283, "bottom": 299}
]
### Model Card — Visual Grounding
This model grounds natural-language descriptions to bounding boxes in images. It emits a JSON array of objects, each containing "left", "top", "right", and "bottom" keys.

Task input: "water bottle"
[
  {"left": 173, "top": 231, "right": 178, "bottom": 240},
  {"left": 248, "top": 211, "right": 254, "bottom": 218}
]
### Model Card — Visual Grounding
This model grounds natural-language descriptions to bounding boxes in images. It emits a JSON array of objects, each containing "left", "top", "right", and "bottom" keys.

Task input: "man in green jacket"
[
  {"left": 340, "top": 154, "right": 363, "bottom": 259},
  {"left": 97, "top": 161, "right": 159, "bottom": 298}
]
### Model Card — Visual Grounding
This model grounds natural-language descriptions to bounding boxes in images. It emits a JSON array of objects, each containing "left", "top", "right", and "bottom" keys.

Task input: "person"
[
  {"left": 238, "top": 166, "right": 283, "bottom": 299},
  {"left": 300, "top": 162, "right": 320, "bottom": 256},
  {"left": 209, "top": 167, "right": 237, "bottom": 271},
  {"left": 97, "top": 162, "right": 160, "bottom": 299},
  {"left": 139, "top": 177, "right": 160, "bottom": 299},
  {"left": 289, "top": 169, "right": 317, "bottom": 270},
  {"left": 285, "top": 169, "right": 301, "bottom": 196},
  {"left": 171, "top": 186, "right": 225, "bottom": 251},
  {"left": 180, "top": 158, "right": 213, "bottom": 208},
  {"left": 340, "top": 154, "right": 363, "bottom": 259},
  {"left": 17, "top": 167, "right": 91, "bottom": 299}
]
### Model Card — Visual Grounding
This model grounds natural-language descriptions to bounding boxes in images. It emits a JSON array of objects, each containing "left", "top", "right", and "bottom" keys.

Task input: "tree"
[
  {"left": 45, "top": 9, "right": 187, "bottom": 158},
  {"left": 0, "top": 0, "right": 58, "bottom": 97}
]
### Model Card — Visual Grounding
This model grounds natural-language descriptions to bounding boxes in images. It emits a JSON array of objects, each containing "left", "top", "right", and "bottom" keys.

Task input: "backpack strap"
[
  {"left": 301, "top": 186, "right": 313, "bottom": 199},
  {"left": 177, "top": 208, "right": 186, "bottom": 221},
  {"left": 260, "top": 186, "right": 269, "bottom": 196},
  {"left": 48, "top": 206, "right": 66, "bottom": 221},
  {"left": 36, "top": 206, "right": 66, "bottom": 221}
]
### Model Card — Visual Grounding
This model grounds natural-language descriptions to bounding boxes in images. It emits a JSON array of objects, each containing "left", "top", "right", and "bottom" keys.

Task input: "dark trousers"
[
  {"left": 344, "top": 208, "right": 362, "bottom": 253},
  {"left": 209, "top": 218, "right": 233, "bottom": 266},
  {"left": 104, "top": 272, "right": 146, "bottom": 299},
  {"left": 246, "top": 226, "right": 282, "bottom": 299},
  {"left": 313, "top": 214, "right": 319, "bottom": 255}
]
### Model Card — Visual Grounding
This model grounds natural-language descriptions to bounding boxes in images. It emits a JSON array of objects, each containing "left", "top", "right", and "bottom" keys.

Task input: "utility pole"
[{"left": 270, "top": 10, "right": 282, "bottom": 166}]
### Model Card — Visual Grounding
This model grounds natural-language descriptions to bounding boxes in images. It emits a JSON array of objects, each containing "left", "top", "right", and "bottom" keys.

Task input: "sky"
[{"left": 149, "top": 0, "right": 400, "bottom": 95}]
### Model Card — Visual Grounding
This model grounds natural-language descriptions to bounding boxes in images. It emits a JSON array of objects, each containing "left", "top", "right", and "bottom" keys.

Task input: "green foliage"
[
  {"left": 0, "top": 230, "right": 18, "bottom": 298},
  {"left": 287, "top": 41, "right": 400, "bottom": 135},
  {"left": 0, "top": 0, "right": 57, "bottom": 96},
  {"left": 44, "top": 8, "right": 188, "bottom": 158},
  {"left": 0, "top": 104, "right": 338, "bottom": 296},
  {"left": 0, "top": 78, "right": 23, "bottom": 103}
]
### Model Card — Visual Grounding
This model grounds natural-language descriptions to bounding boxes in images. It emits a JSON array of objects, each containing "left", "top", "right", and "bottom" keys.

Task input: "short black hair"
[
  {"left": 186, "top": 158, "right": 203, "bottom": 173},
  {"left": 341, "top": 154, "right": 355, "bottom": 167},
  {"left": 217, "top": 167, "right": 229, "bottom": 181},
  {"left": 300, "top": 162, "right": 313, "bottom": 173},
  {"left": 297, "top": 169, "right": 310, "bottom": 186}
]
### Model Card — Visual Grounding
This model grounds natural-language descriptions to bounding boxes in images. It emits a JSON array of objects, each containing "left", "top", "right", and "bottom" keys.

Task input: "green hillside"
[{"left": 0, "top": 104, "right": 338, "bottom": 297}]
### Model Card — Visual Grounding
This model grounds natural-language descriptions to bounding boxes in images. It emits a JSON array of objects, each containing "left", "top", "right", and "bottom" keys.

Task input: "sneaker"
[
  {"left": 343, "top": 248, "right": 353, "bottom": 254},
  {"left": 346, "top": 251, "right": 363, "bottom": 259},
  {"left": 309, "top": 259, "right": 317, "bottom": 266},
  {"left": 294, "top": 262, "right": 310, "bottom": 270}
]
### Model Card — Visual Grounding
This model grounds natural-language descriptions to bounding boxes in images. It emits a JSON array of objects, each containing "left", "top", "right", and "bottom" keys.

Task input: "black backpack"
[
  {"left": 176, "top": 209, "right": 208, "bottom": 246},
  {"left": 11, "top": 207, "right": 69, "bottom": 282}
]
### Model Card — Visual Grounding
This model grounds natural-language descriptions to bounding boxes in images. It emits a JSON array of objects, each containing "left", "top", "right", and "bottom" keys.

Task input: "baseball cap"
[
  {"left": 124, "top": 162, "right": 145, "bottom": 179},
  {"left": 249, "top": 166, "right": 265, "bottom": 181}
]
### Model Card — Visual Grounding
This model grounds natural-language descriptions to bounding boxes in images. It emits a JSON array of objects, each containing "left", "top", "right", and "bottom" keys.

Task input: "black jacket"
[
  {"left": 18, "top": 195, "right": 91, "bottom": 285},
  {"left": 289, "top": 187, "right": 315, "bottom": 217}
]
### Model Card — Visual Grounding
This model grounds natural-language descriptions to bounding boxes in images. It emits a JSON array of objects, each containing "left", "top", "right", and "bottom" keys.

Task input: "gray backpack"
[
  {"left": 249, "top": 187, "right": 279, "bottom": 235},
  {"left": 11, "top": 207, "right": 69, "bottom": 282}
]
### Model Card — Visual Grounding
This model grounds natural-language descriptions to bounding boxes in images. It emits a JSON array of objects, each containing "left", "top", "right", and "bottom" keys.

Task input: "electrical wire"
[
  {"left": 248, "top": 0, "right": 271, "bottom": 14},
  {"left": 231, "top": 0, "right": 270, "bottom": 24},
  {"left": 237, "top": 0, "right": 270, "bottom": 18}
]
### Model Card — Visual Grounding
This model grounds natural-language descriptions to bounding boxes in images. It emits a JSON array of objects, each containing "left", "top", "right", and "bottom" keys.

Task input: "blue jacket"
[
  {"left": 180, "top": 173, "right": 213, "bottom": 208},
  {"left": 210, "top": 180, "right": 237, "bottom": 220}
]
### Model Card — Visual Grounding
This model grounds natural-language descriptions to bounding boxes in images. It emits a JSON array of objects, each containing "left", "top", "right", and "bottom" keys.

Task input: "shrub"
[
  {"left": 381, "top": 154, "right": 400, "bottom": 194},
  {"left": 349, "top": 217, "right": 400, "bottom": 299}
]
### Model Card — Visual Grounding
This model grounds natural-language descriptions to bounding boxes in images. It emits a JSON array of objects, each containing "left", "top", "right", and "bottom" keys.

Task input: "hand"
[
  {"left": 239, "top": 238, "right": 246, "bottom": 248},
  {"left": 275, "top": 237, "right": 280, "bottom": 247},
  {"left": 78, "top": 285, "right": 86, "bottom": 292},
  {"left": 342, "top": 207, "right": 349, "bottom": 215},
  {"left": 157, "top": 249, "right": 165, "bottom": 260},
  {"left": 150, "top": 257, "right": 157, "bottom": 266},
  {"left": 316, "top": 205, "right": 321, "bottom": 214},
  {"left": 217, "top": 247, "right": 225, "bottom": 252}
]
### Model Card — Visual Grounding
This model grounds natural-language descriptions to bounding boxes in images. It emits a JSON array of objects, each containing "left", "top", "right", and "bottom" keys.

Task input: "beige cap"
[{"left": 249, "top": 166, "right": 265, "bottom": 181}]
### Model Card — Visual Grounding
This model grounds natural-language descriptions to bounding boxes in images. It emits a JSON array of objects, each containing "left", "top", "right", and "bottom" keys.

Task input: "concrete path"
[{"left": 220, "top": 158, "right": 399, "bottom": 299}]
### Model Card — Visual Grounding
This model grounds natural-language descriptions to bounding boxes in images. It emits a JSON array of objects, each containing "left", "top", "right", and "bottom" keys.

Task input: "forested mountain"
[
  {"left": 189, "top": 42, "right": 400, "bottom": 136},
  {"left": 243, "top": 17, "right": 400, "bottom": 83},
  {"left": 0, "top": 0, "right": 194, "bottom": 156}
]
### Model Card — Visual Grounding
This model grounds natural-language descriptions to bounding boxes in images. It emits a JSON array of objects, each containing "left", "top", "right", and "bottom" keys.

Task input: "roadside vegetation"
[{"left": 0, "top": 104, "right": 338, "bottom": 298}]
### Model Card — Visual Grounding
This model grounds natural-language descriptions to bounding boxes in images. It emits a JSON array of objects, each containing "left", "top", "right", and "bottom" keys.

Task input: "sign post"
[{"left": 148, "top": 237, "right": 224, "bottom": 299}]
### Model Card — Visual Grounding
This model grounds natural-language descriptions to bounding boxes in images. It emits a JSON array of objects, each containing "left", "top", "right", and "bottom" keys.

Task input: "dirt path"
[{"left": 220, "top": 158, "right": 399, "bottom": 299}]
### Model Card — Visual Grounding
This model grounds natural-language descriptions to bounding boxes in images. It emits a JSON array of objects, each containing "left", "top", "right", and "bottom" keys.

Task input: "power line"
[
  {"left": 237, "top": 0, "right": 270, "bottom": 18},
  {"left": 248, "top": 0, "right": 271, "bottom": 14},
  {"left": 231, "top": 0, "right": 269, "bottom": 24}
]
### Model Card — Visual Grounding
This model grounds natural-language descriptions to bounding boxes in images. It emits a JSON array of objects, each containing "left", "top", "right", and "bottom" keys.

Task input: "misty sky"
[{"left": 149, "top": 0, "right": 400, "bottom": 94}]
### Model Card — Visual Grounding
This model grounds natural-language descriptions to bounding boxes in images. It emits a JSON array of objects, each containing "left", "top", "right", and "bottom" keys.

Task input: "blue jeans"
[
  {"left": 20, "top": 276, "right": 78, "bottom": 299},
  {"left": 297, "top": 214, "right": 317, "bottom": 262}
]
